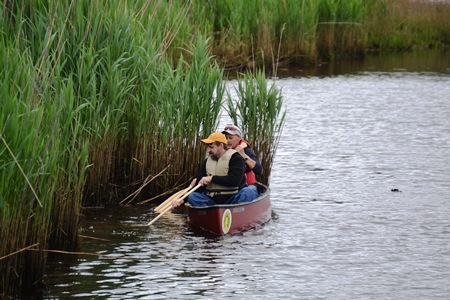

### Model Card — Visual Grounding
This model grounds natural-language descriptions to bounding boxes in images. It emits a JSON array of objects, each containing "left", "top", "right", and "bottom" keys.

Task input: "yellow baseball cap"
[{"left": 201, "top": 132, "right": 227, "bottom": 144}]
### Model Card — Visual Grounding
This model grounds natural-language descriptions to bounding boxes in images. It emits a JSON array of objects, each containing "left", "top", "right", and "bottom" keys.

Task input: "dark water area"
[{"left": 42, "top": 49, "right": 450, "bottom": 299}]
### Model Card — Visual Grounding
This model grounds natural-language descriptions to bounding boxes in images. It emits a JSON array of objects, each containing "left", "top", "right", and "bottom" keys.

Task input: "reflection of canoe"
[{"left": 185, "top": 182, "right": 271, "bottom": 235}]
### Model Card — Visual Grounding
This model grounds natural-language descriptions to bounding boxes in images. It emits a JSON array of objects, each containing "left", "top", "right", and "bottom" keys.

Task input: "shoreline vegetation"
[{"left": 1, "top": 0, "right": 449, "bottom": 297}]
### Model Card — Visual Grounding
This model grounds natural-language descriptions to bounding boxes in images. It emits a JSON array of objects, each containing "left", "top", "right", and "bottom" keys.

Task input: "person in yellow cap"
[{"left": 173, "top": 132, "right": 257, "bottom": 207}]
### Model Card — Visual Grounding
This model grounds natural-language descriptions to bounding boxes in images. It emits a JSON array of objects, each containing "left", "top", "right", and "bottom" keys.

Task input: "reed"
[
  {"left": 0, "top": 32, "right": 88, "bottom": 296},
  {"left": 128, "top": 35, "right": 225, "bottom": 196},
  {"left": 1, "top": 0, "right": 219, "bottom": 296},
  {"left": 315, "top": 0, "right": 365, "bottom": 59},
  {"left": 365, "top": 0, "right": 450, "bottom": 50},
  {"left": 191, "top": 0, "right": 450, "bottom": 70},
  {"left": 226, "top": 70, "right": 286, "bottom": 185}
]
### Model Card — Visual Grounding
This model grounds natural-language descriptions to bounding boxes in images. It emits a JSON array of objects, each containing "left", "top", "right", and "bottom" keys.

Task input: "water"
[{"left": 44, "top": 51, "right": 450, "bottom": 299}]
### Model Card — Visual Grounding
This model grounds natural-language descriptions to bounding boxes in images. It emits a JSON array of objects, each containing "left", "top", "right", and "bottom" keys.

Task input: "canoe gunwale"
[{"left": 184, "top": 182, "right": 270, "bottom": 210}]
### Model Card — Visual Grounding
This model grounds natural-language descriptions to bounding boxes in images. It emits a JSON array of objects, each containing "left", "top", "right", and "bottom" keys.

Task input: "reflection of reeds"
[{"left": 226, "top": 70, "right": 286, "bottom": 185}]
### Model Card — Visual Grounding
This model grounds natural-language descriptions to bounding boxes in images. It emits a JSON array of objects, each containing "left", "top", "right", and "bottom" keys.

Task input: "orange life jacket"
[{"left": 239, "top": 140, "right": 256, "bottom": 185}]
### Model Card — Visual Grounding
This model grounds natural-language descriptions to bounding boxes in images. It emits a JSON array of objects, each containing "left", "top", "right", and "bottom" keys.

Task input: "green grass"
[
  {"left": 191, "top": 0, "right": 450, "bottom": 72},
  {"left": 226, "top": 70, "right": 286, "bottom": 185},
  {"left": 1, "top": 0, "right": 222, "bottom": 296}
]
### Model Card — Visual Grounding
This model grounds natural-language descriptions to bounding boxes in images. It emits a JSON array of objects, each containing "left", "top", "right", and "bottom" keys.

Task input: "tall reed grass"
[
  {"left": 191, "top": 0, "right": 450, "bottom": 71},
  {"left": 365, "top": 0, "right": 450, "bottom": 50},
  {"left": 1, "top": 0, "right": 223, "bottom": 297},
  {"left": 0, "top": 30, "right": 89, "bottom": 295},
  {"left": 226, "top": 71, "right": 286, "bottom": 185},
  {"left": 127, "top": 35, "right": 225, "bottom": 195}
]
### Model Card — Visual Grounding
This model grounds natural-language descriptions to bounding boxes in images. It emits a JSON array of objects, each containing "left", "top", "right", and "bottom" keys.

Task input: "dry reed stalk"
[
  {"left": 0, "top": 244, "right": 39, "bottom": 261},
  {"left": 136, "top": 181, "right": 188, "bottom": 205},
  {"left": 28, "top": 248, "right": 115, "bottom": 258},
  {"left": 120, "top": 164, "right": 170, "bottom": 205},
  {"left": 0, "top": 135, "right": 42, "bottom": 208},
  {"left": 78, "top": 235, "right": 110, "bottom": 242}
]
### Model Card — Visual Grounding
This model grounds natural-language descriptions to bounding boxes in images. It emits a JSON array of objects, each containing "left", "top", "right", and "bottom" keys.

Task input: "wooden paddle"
[
  {"left": 154, "top": 186, "right": 190, "bottom": 213},
  {"left": 147, "top": 184, "right": 201, "bottom": 226}
]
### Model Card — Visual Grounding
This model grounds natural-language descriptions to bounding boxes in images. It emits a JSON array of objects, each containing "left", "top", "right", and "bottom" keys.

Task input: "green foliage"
[
  {"left": 129, "top": 35, "right": 225, "bottom": 192},
  {"left": 226, "top": 70, "right": 286, "bottom": 185},
  {"left": 363, "top": 0, "right": 450, "bottom": 50},
  {"left": 0, "top": 0, "right": 221, "bottom": 297},
  {"left": 190, "top": 0, "right": 450, "bottom": 68},
  {"left": 0, "top": 33, "right": 82, "bottom": 295}
]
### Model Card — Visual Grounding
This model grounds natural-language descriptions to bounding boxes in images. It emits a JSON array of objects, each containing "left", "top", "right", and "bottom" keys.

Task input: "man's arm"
[{"left": 243, "top": 148, "right": 263, "bottom": 175}]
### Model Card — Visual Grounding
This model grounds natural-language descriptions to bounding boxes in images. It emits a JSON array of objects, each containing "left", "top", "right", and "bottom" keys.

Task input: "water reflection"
[
  {"left": 274, "top": 49, "right": 450, "bottom": 78},
  {"left": 45, "top": 52, "right": 450, "bottom": 299}
]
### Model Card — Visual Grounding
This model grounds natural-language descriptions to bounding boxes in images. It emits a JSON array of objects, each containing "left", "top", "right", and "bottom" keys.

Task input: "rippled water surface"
[{"left": 44, "top": 52, "right": 450, "bottom": 299}]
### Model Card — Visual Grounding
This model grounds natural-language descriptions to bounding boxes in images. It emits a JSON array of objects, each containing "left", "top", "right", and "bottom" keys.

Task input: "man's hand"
[
  {"left": 235, "top": 144, "right": 246, "bottom": 155},
  {"left": 171, "top": 198, "right": 183, "bottom": 208},
  {"left": 189, "top": 178, "right": 197, "bottom": 188},
  {"left": 199, "top": 176, "right": 212, "bottom": 186}
]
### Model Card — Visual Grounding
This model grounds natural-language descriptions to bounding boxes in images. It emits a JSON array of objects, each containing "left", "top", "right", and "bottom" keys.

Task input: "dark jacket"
[{"left": 244, "top": 147, "right": 263, "bottom": 175}]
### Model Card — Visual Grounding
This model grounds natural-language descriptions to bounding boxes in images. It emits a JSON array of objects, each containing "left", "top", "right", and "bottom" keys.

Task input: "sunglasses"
[{"left": 224, "top": 126, "right": 238, "bottom": 131}]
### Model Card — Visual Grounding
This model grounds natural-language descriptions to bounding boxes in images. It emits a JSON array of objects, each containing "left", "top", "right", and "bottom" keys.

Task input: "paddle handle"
[{"left": 147, "top": 184, "right": 201, "bottom": 226}]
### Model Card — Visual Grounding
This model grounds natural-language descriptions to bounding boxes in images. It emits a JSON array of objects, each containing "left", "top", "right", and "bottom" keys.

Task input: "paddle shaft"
[
  {"left": 147, "top": 184, "right": 201, "bottom": 226},
  {"left": 154, "top": 187, "right": 190, "bottom": 212}
]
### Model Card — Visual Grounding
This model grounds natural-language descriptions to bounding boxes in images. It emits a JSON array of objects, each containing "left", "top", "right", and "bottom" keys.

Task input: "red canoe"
[{"left": 184, "top": 182, "right": 271, "bottom": 235}]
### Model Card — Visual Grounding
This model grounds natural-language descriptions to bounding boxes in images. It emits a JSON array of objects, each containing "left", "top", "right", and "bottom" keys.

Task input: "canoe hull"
[{"left": 185, "top": 183, "right": 271, "bottom": 235}]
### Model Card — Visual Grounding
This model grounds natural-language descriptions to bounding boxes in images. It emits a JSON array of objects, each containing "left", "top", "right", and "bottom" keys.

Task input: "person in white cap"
[
  {"left": 173, "top": 132, "right": 258, "bottom": 207},
  {"left": 222, "top": 124, "right": 262, "bottom": 196}
]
